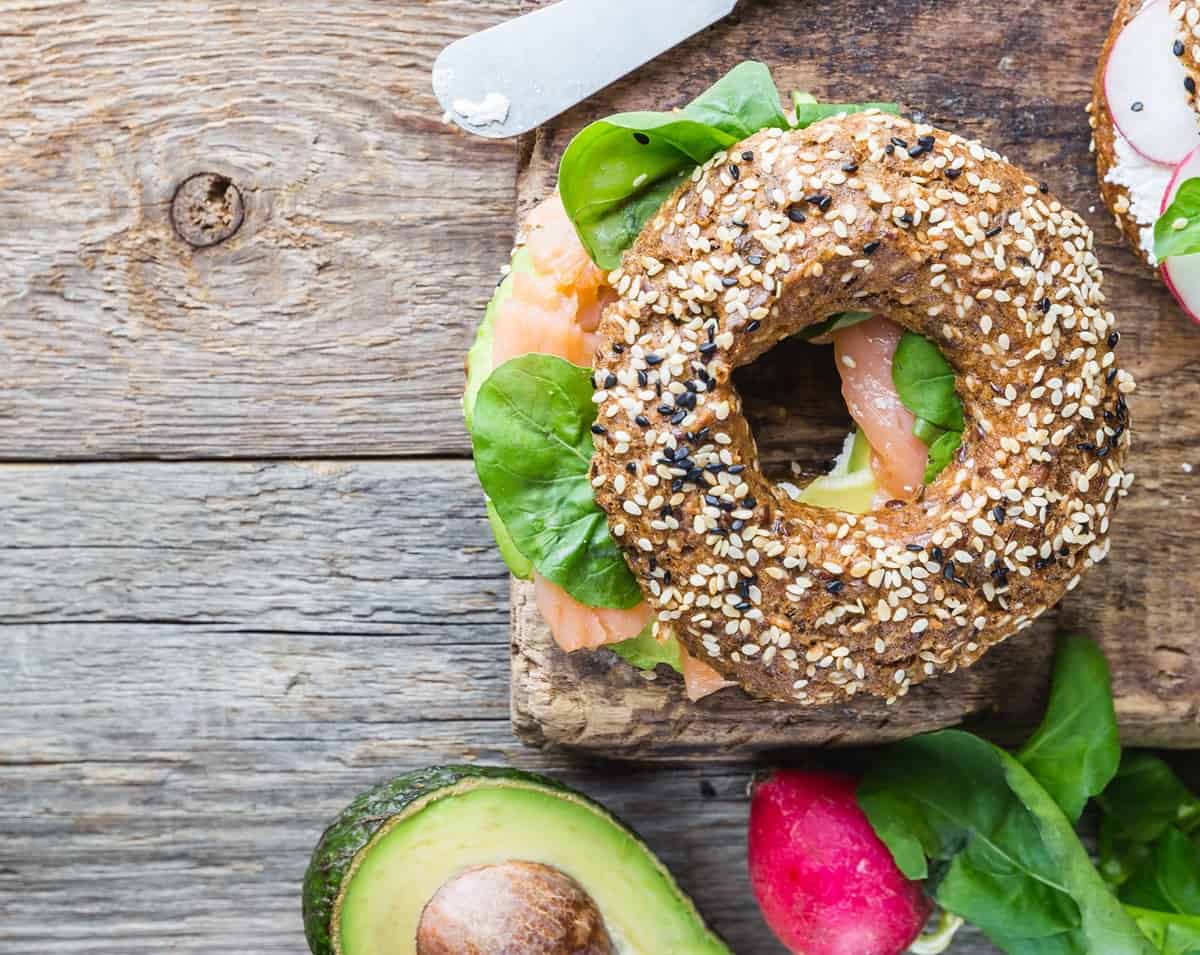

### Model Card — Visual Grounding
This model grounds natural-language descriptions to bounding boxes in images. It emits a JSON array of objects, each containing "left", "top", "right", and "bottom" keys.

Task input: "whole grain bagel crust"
[{"left": 589, "top": 113, "right": 1134, "bottom": 705}]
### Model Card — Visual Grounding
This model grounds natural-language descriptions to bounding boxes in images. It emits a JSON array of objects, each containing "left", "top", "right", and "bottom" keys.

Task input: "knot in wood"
[{"left": 170, "top": 172, "right": 245, "bottom": 248}]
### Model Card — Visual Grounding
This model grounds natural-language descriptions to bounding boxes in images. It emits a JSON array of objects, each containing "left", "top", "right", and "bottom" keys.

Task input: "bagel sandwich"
[
  {"left": 1093, "top": 0, "right": 1200, "bottom": 319},
  {"left": 467, "top": 63, "right": 1135, "bottom": 706}
]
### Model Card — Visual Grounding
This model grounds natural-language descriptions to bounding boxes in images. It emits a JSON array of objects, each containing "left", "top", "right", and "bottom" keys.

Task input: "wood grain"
[
  {"left": 0, "top": 0, "right": 518, "bottom": 461},
  {"left": 0, "top": 456, "right": 1034, "bottom": 954},
  {"left": 512, "top": 0, "right": 1200, "bottom": 754}
]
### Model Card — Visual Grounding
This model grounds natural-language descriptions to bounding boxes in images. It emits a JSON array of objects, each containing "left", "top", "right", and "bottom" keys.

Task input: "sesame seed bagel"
[
  {"left": 1091, "top": 0, "right": 1200, "bottom": 269},
  {"left": 588, "top": 112, "right": 1134, "bottom": 705}
]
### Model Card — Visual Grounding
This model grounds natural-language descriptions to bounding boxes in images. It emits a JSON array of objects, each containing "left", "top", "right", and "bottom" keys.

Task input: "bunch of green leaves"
[
  {"left": 471, "top": 353, "right": 642, "bottom": 609},
  {"left": 558, "top": 61, "right": 897, "bottom": 269},
  {"left": 892, "top": 332, "right": 964, "bottom": 482},
  {"left": 1155, "top": 178, "right": 1200, "bottom": 262},
  {"left": 859, "top": 635, "right": 1200, "bottom": 954}
]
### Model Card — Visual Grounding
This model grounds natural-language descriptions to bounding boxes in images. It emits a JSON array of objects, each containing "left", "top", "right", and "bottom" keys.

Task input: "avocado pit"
[{"left": 416, "top": 861, "right": 615, "bottom": 955}]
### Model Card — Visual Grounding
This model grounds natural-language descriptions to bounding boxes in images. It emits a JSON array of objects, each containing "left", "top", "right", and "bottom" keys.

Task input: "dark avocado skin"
[{"left": 302, "top": 765, "right": 600, "bottom": 955}]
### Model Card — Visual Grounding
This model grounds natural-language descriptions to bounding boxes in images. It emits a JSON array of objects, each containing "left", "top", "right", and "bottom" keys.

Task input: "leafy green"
[
  {"left": 798, "top": 311, "right": 874, "bottom": 341},
  {"left": 890, "top": 331, "right": 965, "bottom": 482},
  {"left": 485, "top": 498, "right": 532, "bottom": 579},
  {"left": 559, "top": 61, "right": 788, "bottom": 269},
  {"left": 1126, "top": 907, "right": 1200, "bottom": 955},
  {"left": 792, "top": 90, "right": 900, "bottom": 127},
  {"left": 1155, "top": 178, "right": 1200, "bottom": 262},
  {"left": 1120, "top": 827, "right": 1200, "bottom": 916},
  {"left": 471, "top": 354, "right": 642, "bottom": 609},
  {"left": 859, "top": 730, "right": 1156, "bottom": 955},
  {"left": 1017, "top": 635, "right": 1120, "bottom": 824},
  {"left": 924, "top": 429, "right": 962, "bottom": 483},
  {"left": 1099, "top": 753, "right": 1200, "bottom": 888},
  {"left": 611, "top": 623, "right": 684, "bottom": 674},
  {"left": 893, "top": 331, "right": 965, "bottom": 431}
]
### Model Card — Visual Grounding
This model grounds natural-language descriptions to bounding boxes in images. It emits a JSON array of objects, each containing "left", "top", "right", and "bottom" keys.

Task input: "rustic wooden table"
[{"left": 0, "top": 3, "right": 1193, "bottom": 954}]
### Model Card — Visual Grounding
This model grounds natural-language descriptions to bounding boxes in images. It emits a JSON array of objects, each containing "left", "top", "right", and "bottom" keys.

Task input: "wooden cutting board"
[{"left": 508, "top": 0, "right": 1200, "bottom": 759}]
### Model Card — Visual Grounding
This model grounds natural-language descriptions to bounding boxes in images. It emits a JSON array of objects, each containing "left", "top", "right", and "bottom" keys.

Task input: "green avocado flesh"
[
  {"left": 465, "top": 248, "right": 535, "bottom": 579},
  {"left": 303, "top": 765, "right": 729, "bottom": 955}
]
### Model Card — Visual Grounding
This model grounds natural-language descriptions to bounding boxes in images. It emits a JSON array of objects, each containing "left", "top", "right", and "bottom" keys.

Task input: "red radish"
[
  {"left": 749, "top": 770, "right": 932, "bottom": 955},
  {"left": 1159, "top": 146, "right": 1200, "bottom": 323},
  {"left": 1104, "top": 0, "right": 1200, "bottom": 165}
]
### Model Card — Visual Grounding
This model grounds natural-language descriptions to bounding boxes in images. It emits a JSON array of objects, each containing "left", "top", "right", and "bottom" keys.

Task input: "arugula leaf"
[
  {"left": 1017, "top": 635, "right": 1121, "bottom": 824},
  {"left": 1126, "top": 907, "right": 1200, "bottom": 955},
  {"left": 1155, "top": 178, "right": 1200, "bottom": 262},
  {"left": 611, "top": 623, "right": 684, "bottom": 674},
  {"left": 560, "top": 61, "right": 788, "bottom": 269},
  {"left": 797, "top": 311, "right": 874, "bottom": 341},
  {"left": 471, "top": 354, "right": 642, "bottom": 609},
  {"left": 792, "top": 90, "right": 900, "bottom": 128},
  {"left": 893, "top": 331, "right": 965, "bottom": 431},
  {"left": 859, "top": 730, "right": 1156, "bottom": 955},
  {"left": 1120, "top": 827, "right": 1200, "bottom": 916}
]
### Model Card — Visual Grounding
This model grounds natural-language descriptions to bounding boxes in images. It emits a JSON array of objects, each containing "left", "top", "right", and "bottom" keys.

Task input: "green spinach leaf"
[
  {"left": 893, "top": 331, "right": 965, "bottom": 431},
  {"left": 471, "top": 354, "right": 642, "bottom": 609},
  {"left": 1155, "top": 178, "right": 1200, "bottom": 262},
  {"left": 559, "top": 61, "right": 787, "bottom": 269},
  {"left": 1017, "top": 635, "right": 1121, "bottom": 824},
  {"left": 1126, "top": 907, "right": 1200, "bottom": 955},
  {"left": 1120, "top": 828, "right": 1200, "bottom": 916},
  {"left": 611, "top": 623, "right": 684, "bottom": 674},
  {"left": 924, "top": 429, "right": 962, "bottom": 483},
  {"left": 1099, "top": 753, "right": 1200, "bottom": 888},
  {"left": 859, "top": 730, "right": 1155, "bottom": 954},
  {"left": 792, "top": 90, "right": 900, "bottom": 127}
]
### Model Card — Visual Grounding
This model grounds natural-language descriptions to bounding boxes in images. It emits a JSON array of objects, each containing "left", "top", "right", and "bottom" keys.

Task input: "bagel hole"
[{"left": 734, "top": 332, "right": 856, "bottom": 484}]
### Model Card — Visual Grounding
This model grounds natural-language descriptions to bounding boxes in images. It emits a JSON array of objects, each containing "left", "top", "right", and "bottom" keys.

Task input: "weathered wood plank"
[
  {"left": 0, "top": 0, "right": 518, "bottom": 461},
  {"left": 511, "top": 0, "right": 1200, "bottom": 754}
]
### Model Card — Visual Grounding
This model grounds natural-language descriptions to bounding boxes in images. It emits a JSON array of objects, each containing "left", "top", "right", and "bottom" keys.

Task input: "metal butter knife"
[{"left": 432, "top": 0, "right": 738, "bottom": 139}]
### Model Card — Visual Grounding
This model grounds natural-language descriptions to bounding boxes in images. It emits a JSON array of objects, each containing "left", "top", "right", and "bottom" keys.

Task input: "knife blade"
[{"left": 432, "top": 0, "right": 737, "bottom": 139}]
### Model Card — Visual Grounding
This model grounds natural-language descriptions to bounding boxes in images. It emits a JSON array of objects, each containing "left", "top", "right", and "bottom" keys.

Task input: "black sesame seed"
[
  {"left": 1039, "top": 297, "right": 1052, "bottom": 314},
  {"left": 900, "top": 212, "right": 914, "bottom": 225},
  {"left": 728, "top": 163, "right": 740, "bottom": 181},
  {"left": 918, "top": 135, "right": 935, "bottom": 148},
  {"left": 626, "top": 462, "right": 637, "bottom": 474},
  {"left": 841, "top": 161, "right": 859, "bottom": 173},
  {"left": 906, "top": 543, "right": 923, "bottom": 552},
  {"left": 635, "top": 414, "right": 650, "bottom": 428},
  {"left": 891, "top": 136, "right": 908, "bottom": 148},
  {"left": 1131, "top": 101, "right": 1145, "bottom": 113},
  {"left": 728, "top": 465, "right": 746, "bottom": 474},
  {"left": 657, "top": 403, "right": 673, "bottom": 415},
  {"left": 1187, "top": 77, "right": 1197, "bottom": 95},
  {"left": 684, "top": 379, "right": 699, "bottom": 392},
  {"left": 985, "top": 224, "right": 1003, "bottom": 238},
  {"left": 645, "top": 353, "right": 663, "bottom": 366},
  {"left": 722, "top": 276, "right": 738, "bottom": 287},
  {"left": 825, "top": 580, "right": 844, "bottom": 595},
  {"left": 731, "top": 218, "right": 748, "bottom": 230},
  {"left": 946, "top": 167, "right": 962, "bottom": 180},
  {"left": 735, "top": 600, "right": 752, "bottom": 612},
  {"left": 730, "top": 519, "right": 745, "bottom": 532},
  {"left": 885, "top": 144, "right": 895, "bottom": 155},
  {"left": 863, "top": 240, "right": 881, "bottom": 255},
  {"left": 612, "top": 343, "right": 624, "bottom": 354},
  {"left": 994, "top": 505, "right": 1005, "bottom": 524},
  {"left": 633, "top": 132, "right": 650, "bottom": 145},
  {"left": 671, "top": 411, "right": 686, "bottom": 425},
  {"left": 746, "top": 319, "right": 761, "bottom": 333},
  {"left": 907, "top": 143, "right": 928, "bottom": 158},
  {"left": 590, "top": 424, "right": 607, "bottom": 435},
  {"left": 1107, "top": 368, "right": 1118, "bottom": 384},
  {"left": 943, "top": 562, "right": 957, "bottom": 581},
  {"left": 741, "top": 150, "right": 754, "bottom": 161},
  {"left": 637, "top": 369, "right": 648, "bottom": 386},
  {"left": 699, "top": 341, "right": 717, "bottom": 355},
  {"left": 1039, "top": 182, "right": 1050, "bottom": 193},
  {"left": 746, "top": 254, "right": 763, "bottom": 266},
  {"left": 704, "top": 494, "right": 722, "bottom": 508},
  {"left": 787, "top": 206, "right": 808, "bottom": 223},
  {"left": 604, "top": 372, "right": 617, "bottom": 389},
  {"left": 1108, "top": 331, "right": 1120, "bottom": 348},
  {"left": 931, "top": 546, "right": 944, "bottom": 563},
  {"left": 1175, "top": 39, "right": 1186, "bottom": 57},
  {"left": 743, "top": 496, "right": 757, "bottom": 509}
]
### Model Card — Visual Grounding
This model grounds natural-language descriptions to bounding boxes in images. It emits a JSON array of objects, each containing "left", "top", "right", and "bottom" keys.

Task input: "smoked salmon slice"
[{"left": 832, "top": 316, "right": 929, "bottom": 501}]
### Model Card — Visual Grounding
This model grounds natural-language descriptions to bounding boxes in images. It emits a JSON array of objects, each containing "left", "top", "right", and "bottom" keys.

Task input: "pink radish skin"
[
  {"left": 1159, "top": 146, "right": 1200, "bottom": 324},
  {"left": 749, "top": 771, "right": 932, "bottom": 955},
  {"left": 1104, "top": 0, "right": 1200, "bottom": 165}
]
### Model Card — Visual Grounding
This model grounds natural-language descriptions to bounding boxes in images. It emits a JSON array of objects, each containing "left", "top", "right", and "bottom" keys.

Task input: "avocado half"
[{"left": 302, "top": 765, "right": 731, "bottom": 955}]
